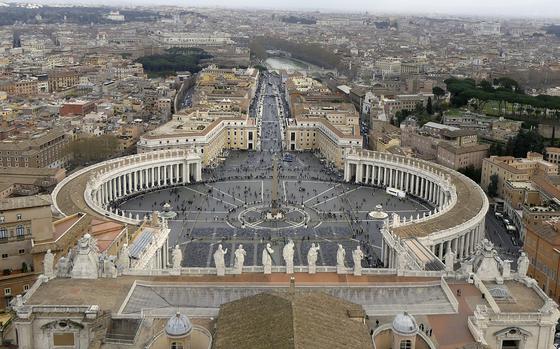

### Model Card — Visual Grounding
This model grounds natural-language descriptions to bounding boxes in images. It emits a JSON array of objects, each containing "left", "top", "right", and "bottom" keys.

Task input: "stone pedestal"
[
  {"left": 337, "top": 266, "right": 346, "bottom": 274},
  {"left": 308, "top": 265, "right": 316, "bottom": 274},
  {"left": 264, "top": 265, "right": 272, "bottom": 275},
  {"left": 354, "top": 267, "right": 362, "bottom": 276},
  {"left": 286, "top": 263, "right": 293, "bottom": 274}
]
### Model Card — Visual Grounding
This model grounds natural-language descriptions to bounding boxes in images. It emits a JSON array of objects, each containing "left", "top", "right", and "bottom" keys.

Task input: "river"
[{"left": 265, "top": 57, "right": 321, "bottom": 72}]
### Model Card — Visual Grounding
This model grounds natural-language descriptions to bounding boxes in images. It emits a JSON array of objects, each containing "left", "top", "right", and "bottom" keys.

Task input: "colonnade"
[
  {"left": 343, "top": 149, "right": 488, "bottom": 266},
  {"left": 94, "top": 160, "right": 202, "bottom": 207},
  {"left": 345, "top": 161, "right": 449, "bottom": 207}
]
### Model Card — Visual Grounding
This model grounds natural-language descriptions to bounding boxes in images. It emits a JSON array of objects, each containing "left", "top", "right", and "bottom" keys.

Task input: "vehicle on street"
[{"left": 386, "top": 187, "right": 406, "bottom": 199}]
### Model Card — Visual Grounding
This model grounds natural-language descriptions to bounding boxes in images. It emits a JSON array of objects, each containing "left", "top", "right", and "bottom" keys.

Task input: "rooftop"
[
  {"left": 215, "top": 291, "right": 372, "bottom": 349},
  {"left": 0, "top": 194, "right": 52, "bottom": 211}
]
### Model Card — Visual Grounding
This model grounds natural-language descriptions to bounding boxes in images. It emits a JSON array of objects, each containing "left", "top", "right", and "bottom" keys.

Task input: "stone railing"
[
  {"left": 471, "top": 274, "right": 501, "bottom": 313},
  {"left": 440, "top": 276, "right": 459, "bottom": 313},
  {"left": 123, "top": 266, "right": 399, "bottom": 276}
]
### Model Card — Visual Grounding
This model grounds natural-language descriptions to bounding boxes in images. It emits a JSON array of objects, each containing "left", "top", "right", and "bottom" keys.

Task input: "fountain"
[
  {"left": 160, "top": 202, "right": 177, "bottom": 220},
  {"left": 368, "top": 204, "right": 389, "bottom": 220}
]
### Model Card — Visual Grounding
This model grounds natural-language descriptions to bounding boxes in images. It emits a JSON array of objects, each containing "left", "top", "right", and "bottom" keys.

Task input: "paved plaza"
[
  {"left": 117, "top": 72, "right": 432, "bottom": 269},
  {"left": 117, "top": 151, "right": 432, "bottom": 268}
]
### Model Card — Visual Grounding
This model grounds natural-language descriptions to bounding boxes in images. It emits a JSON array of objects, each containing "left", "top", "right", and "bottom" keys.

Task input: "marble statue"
[
  {"left": 444, "top": 249, "right": 455, "bottom": 272},
  {"left": 43, "top": 249, "right": 55, "bottom": 279},
  {"left": 102, "top": 256, "right": 117, "bottom": 278},
  {"left": 517, "top": 252, "right": 529, "bottom": 278},
  {"left": 71, "top": 234, "right": 100, "bottom": 279},
  {"left": 55, "top": 256, "right": 71, "bottom": 278},
  {"left": 502, "top": 260, "right": 512, "bottom": 278},
  {"left": 262, "top": 243, "right": 274, "bottom": 274},
  {"left": 283, "top": 239, "right": 295, "bottom": 274},
  {"left": 352, "top": 246, "right": 364, "bottom": 276},
  {"left": 172, "top": 245, "right": 183, "bottom": 270},
  {"left": 307, "top": 243, "right": 320, "bottom": 274},
  {"left": 336, "top": 244, "right": 346, "bottom": 274},
  {"left": 233, "top": 244, "right": 246, "bottom": 274},
  {"left": 117, "top": 243, "right": 130, "bottom": 271},
  {"left": 213, "top": 244, "right": 228, "bottom": 276}
]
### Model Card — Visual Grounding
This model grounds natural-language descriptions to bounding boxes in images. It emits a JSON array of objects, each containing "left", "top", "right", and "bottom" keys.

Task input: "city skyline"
[{"left": 10, "top": 0, "right": 560, "bottom": 18}]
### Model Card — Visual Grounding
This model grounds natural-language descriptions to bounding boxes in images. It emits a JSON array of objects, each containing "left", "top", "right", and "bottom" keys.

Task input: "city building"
[
  {"left": 481, "top": 152, "right": 558, "bottom": 198},
  {"left": 285, "top": 75, "right": 363, "bottom": 168},
  {"left": 137, "top": 67, "right": 259, "bottom": 165},
  {"left": 524, "top": 219, "right": 560, "bottom": 302},
  {"left": 545, "top": 147, "right": 560, "bottom": 172},
  {"left": 0, "top": 195, "right": 52, "bottom": 311},
  {"left": 59, "top": 100, "right": 97, "bottom": 117},
  {"left": 401, "top": 121, "right": 489, "bottom": 169},
  {"left": 0, "top": 128, "right": 72, "bottom": 168}
]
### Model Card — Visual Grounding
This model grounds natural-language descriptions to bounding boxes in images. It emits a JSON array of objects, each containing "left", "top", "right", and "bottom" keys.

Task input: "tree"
[
  {"left": 67, "top": 135, "right": 120, "bottom": 167},
  {"left": 504, "top": 129, "right": 544, "bottom": 158},
  {"left": 479, "top": 79, "right": 493, "bottom": 92},
  {"left": 488, "top": 174, "right": 499, "bottom": 197},
  {"left": 426, "top": 97, "right": 433, "bottom": 115},
  {"left": 489, "top": 142, "right": 505, "bottom": 156},
  {"left": 432, "top": 86, "right": 445, "bottom": 100},
  {"left": 458, "top": 165, "right": 481, "bottom": 183}
]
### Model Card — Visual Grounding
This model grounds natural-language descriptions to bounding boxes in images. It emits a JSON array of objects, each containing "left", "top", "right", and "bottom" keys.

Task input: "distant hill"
[{"left": 0, "top": 4, "right": 159, "bottom": 26}]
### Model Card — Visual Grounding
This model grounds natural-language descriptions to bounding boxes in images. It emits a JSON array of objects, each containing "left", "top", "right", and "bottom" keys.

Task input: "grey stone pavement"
[{"left": 117, "top": 73, "right": 433, "bottom": 268}]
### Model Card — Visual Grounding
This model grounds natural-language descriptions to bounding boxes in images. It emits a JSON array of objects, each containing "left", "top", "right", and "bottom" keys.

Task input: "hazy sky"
[{"left": 18, "top": 0, "right": 560, "bottom": 18}]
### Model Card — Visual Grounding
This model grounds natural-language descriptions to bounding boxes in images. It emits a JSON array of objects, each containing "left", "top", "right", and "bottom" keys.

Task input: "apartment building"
[
  {"left": 0, "top": 128, "right": 72, "bottom": 169},
  {"left": 545, "top": 147, "right": 560, "bottom": 172},
  {"left": 0, "top": 195, "right": 52, "bottom": 310},
  {"left": 524, "top": 220, "right": 560, "bottom": 302},
  {"left": 401, "top": 121, "right": 489, "bottom": 169},
  {"left": 284, "top": 76, "right": 362, "bottom": 168},
  {"left": 137, "top": 67, "right": 259, "bottom": 165},
  {"left": 481, "top": 152, "right": 558, "bottom": 198}
]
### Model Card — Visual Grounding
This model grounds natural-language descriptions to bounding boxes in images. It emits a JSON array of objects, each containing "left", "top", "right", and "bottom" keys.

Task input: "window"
[
  {"left": 23, "top": 284, "right": 29, "bottom": 291},
  {"left": 0, "top": 228, "right": 6, "bottom": 239},
  {"left": 4, "top": 288, "right": 11, "bottom": 296},
  {"left": 170, "top": 343, "right": 184, "bottom": 349},
  {"left": 1, "top": 253, "right": 7, "bottom": 259},
  {"left": 400, "top": 340, "right": 412, "bottom": 349},
  {"left": 16, "top": 214, "right": 22, "bottom": 220},
  {"left": 16, "top": 225, "right": 24, "bottom": 237},
  {"left": 53, "top": 333, "right": 74, "bottom": 347},
  {"left": 19, "top": 249, "right": 25, "bottom": 254},
  {"left": 0, "top": 216, "right": 4, "bottom": 223}
]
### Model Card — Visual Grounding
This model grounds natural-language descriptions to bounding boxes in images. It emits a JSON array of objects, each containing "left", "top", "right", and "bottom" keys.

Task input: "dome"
[
  {"left": 392, "top": 312, "right": 418, "bottom": 336},
  {"left": 165, "top": 312, "right": 192, "bottom": 338}
]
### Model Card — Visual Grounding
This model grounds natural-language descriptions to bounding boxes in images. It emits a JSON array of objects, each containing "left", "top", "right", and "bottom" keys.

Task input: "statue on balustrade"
[
  {"left": 307, "top": 243, "right": 320, "bottom": 274},
  {"left": 172, "top": 244, "right": 183, "bottom": 270},
  {"left": 336, "top": 244, "right": 346, "bottom": 274},
  {"left": 43, "top": 249, "right": 55, "bottom": 279},
  {"left": 352, "top": 246, "right": 364, "bottom": 276},
  {"left": 262, "top": 243, "right": 274, "bottom": 274},
  {"left": 283, "top": 239, "right": 295, "bottom": 274},
  {"left": 213, "top": 244, "right": 228, "bottom": 276},
  {"left": 517, "top": 252, "right": 529, "bottom": 278},
  {"left": 233, "top": 244, "right": 246, "bottom": 274}
]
